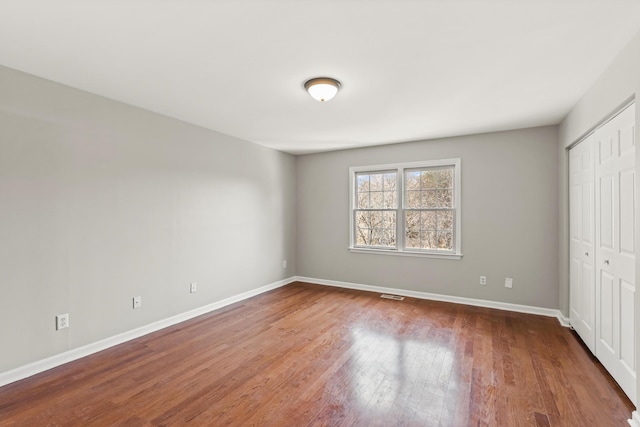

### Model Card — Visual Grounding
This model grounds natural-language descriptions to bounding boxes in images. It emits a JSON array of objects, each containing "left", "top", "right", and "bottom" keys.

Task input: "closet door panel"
[
  {"left": 620, "top": 170, "right": 635, "bottom": 254},
  {"left": 594, "top": 102, "right": 636, "bottom": 405},
  {"left": 598, "top": 175, "right": 614, "bottom": 250},
  {"left": 620, "top": 280, "right": 635, "bottom": 372},
  {"left": 582, "top": 263, "right": 594, "bottom": 328},
  {"left": 618, "top": 127, "right": 636, "bottom": 380},
  {"left": 569, "top": 135, "right": 596, "bottom": 352},
  {"left": 597, "top": 270, "right": 615, "bottom": 351}
]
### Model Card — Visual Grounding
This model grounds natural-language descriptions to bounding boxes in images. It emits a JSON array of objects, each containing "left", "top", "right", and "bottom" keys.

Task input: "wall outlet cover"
[{"left": 56, "top": 313, "right": 69, "bottom": 330}]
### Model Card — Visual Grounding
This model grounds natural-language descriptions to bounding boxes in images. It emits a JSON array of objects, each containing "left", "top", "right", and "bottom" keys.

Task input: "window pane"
[
  {"left": 406, "top": 190, "right": 421, "bottom": 208},
  {"left": 383, "top": 211, "right": 396, "bottom": 229},
  {"left": 437, "top": 168, "right": 453, "bottom": 188},
  {"left": 405, "top": 171, "right": 420, "bottom": 191},
  {"left": 384, "top": 173, "right": 397, "bottom": 191},
  {"left": 406, "top": 232, "right": 420, "bottom": 248},
  {"left": 370, "top": 191, "right": 384, "bottom": 208},
  {"left": 382, "top": 229, "right": 396, "bottom": 247},
  {"left": 437, "top": 231, "right": 453, "bottom": 250},
  {"left": 357, "top": 174, "right": 369, "bottom": 192},
  {"left": 384, "top": 191, "right": 396, "bottom": 208},
  {"left": 438, "top": 210, "right": 453, "bottom": 230},
  {"left": 437, "top": 189, "right": 453, "bottom": 208},
  {"left": 421, "top": 211, "right": 436, "bottom": 230},
  {"left": 421, "top": 170, "right": 437, "bottom": 189},
  {"left": 356, "top": 228, "right": 370, "bottom": 245},
  {"left": 369, "top": 211, "right": 382, "bottom": 228},
  {"left": 371, "top": 229, "right": 383, "bottom": 246},
  {"left": 421, "top": 231, "right": 437, "bottom": 249},
  {"left": 370, "top": 173, "right": 384, "bottom": 191},
  {"left": 405, "top": 210, "right": 419, "bottom": 248},
  {"left": 357, "top": 192, "right": 369, "bottom": 209},
  {"left": 356, "top": 211, "right": 369, "bottom": 228},
  {"left": 405, "top": 211, "right": 419, "bottom": 232},
  {"left": 424, "top": 190, "right": 437, "bottom": 208}
]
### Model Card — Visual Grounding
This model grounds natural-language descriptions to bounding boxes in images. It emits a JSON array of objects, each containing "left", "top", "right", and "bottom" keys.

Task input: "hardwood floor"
[{"left": 0, "top": 282, "right": 634, "bottom": 426}]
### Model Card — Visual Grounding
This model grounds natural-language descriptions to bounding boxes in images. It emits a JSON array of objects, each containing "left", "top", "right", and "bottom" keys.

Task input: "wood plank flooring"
[{"left": 0, "top": 282, "right": 634, "bottom": 426}]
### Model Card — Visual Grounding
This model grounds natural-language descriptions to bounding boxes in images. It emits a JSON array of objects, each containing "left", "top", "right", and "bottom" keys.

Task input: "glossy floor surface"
[{"left": 0, "top": 282, "right": 634, "bottom": 426}]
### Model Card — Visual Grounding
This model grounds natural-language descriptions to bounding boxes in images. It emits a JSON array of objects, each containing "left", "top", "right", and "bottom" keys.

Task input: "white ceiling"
[{"left": 1, "top": 1, "right": 640, "bottom": 155}]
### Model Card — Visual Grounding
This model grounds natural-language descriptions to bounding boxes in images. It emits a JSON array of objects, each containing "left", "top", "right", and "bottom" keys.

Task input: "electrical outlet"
[
  {"left": 480, "top": 276, "right": 487, "bottom": 285},
  {"left": 190, "top": 282, "right": 197, "bottom": 293},
  {"left": 505, "top": 278, "right": 513, "bottom": 289},
  {"left": 133, "top": 296, "right": 142, "bottom": 309},
  {"left": 282, "top": 260, "right": 287, "bottom": 269},
  {"left": 56, "top": 313, "right": 69, "bottom": 330}
]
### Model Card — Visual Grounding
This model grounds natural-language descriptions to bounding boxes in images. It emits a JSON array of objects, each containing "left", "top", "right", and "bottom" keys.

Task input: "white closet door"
[
  {"left": 594, "top": 103, "right": 636, "bottom": 405},
  {"left": 569, "top": 135, "right": 596, "bottom": 352}
]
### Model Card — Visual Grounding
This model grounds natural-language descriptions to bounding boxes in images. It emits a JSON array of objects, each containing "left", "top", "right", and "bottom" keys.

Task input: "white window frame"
[{"left": 349, "top": 158, "right": 462, "bottom": 260}]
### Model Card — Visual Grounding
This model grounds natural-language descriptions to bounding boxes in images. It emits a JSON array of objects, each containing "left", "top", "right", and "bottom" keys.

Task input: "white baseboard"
[
  {"left": 629, "top": 411, "right": 640, "bottom": 427},
  {"left": 294, "top": 276, "right": 568, "bottom": 325},
  {"left": 0, "top": 277, "right": 296, "bottom": 388},
  {"left": 557, "top": 313, "right": 571, "bottom": 328}
]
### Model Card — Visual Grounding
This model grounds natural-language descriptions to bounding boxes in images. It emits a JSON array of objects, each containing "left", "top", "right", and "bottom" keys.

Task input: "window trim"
[{"left": 348, "top": 158, "right": 462, "bottom": 260}]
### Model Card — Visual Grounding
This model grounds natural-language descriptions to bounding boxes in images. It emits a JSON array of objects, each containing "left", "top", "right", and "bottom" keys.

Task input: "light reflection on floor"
[{"left": 347, "top": 325, "right": 457, "bottom": 423}]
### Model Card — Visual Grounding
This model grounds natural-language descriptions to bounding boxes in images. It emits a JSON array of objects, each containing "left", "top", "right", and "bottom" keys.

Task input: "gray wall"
[
  {"left": 296, "top": 126, "right": 559, "bottom": 309},
  {"left": 0, "top": 65, "right": 296, "bottom": 373},
  {"left": 558, "top": 29, "right": 640, "bottom": 408}
]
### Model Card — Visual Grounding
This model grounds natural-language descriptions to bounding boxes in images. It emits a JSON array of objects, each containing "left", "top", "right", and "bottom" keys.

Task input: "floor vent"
[{"left": 380, "top": 294, "right": 404, "bottom": 301}]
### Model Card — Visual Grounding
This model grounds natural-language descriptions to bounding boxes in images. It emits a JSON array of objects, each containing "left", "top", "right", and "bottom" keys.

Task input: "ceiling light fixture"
[{"left": 304, "top": 77, "right": 341, "bottom": 102}]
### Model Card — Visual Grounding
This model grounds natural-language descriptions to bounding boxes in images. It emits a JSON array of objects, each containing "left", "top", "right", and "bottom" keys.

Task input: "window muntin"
[{"left": 349, "top": 159, "right": 461, "bottom": 258}]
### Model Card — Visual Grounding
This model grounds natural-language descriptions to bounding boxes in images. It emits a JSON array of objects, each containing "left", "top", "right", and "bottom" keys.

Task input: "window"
[
  {"left": 354, "top": 171, "right": 398, "bottom": 248},
  {"left": 349, "top": 159, "right": 462, "bottom": 259}
]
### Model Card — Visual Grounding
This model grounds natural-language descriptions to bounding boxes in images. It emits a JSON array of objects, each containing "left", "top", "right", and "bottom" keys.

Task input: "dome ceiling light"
[{"left": 304, "top": 77, "right": 341, "bottom": 102}]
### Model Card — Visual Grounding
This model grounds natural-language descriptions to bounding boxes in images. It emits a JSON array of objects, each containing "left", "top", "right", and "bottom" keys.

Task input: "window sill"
[{"left": 348, "top": 247, "right": 463, "bottom": 260}]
